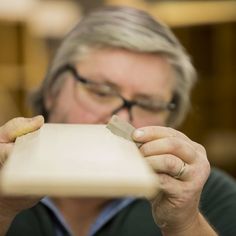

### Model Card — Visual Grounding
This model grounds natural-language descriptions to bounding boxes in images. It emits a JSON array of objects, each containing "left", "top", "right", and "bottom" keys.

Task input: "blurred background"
[{"left": 0, "top": 0, "right": 236, "bottom": 177}]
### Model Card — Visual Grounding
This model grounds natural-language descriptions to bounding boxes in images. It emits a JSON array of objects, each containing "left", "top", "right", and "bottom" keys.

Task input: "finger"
[
  {"left": 140, "top": 137, "right": 197, "bottom": 164},
  {"left": 0, "top": 116, "right": 44, "bottom": 143},
  {"left": 153, "top": 173, "right": 184, "bottom": 197},
  {"left": 133, "top": 126, "right": 191, "bottom": 143},
  {"left": 146, "top": 154, "right": 189, "bottom": 180}
]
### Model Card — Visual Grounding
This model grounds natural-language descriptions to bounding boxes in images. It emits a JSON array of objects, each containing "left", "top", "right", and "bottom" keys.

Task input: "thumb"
[{"left": 0, "top": 116, "right": 44, "bottom": 143}]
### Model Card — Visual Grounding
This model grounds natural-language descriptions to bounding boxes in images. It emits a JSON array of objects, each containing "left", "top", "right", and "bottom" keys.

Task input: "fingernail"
[
  {"left": 134, "top": 129, "right": 145, "bottom": 138},
  {"left": 34, "top": 115, "right": 43, "bottom": 120},
  {"left": 30, "top": 115, "right": 44, "bottom": 122}
]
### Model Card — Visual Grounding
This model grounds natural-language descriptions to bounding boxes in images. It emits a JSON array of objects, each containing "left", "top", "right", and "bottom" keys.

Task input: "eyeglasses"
[{"left": 49, "top": 64, "right": 177, "bottom": 122}]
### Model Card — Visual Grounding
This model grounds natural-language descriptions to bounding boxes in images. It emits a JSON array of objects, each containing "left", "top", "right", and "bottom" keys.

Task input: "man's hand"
[
  {"left": 133, "top": 126, "right": 216, "bottom": 235},
  {"left": 0, "top": 116, "right": 44, "bottom": 235}
]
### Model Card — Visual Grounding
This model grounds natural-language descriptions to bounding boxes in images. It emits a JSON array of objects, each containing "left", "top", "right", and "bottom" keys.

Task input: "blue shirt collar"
[{"left": 41, "top": 197, "right": 135, "bottom": 236}]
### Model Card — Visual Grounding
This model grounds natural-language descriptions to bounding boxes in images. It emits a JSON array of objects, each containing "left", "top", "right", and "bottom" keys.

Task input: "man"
[{"left": 1, "top": 6, "right": 236, "bottom": 236}]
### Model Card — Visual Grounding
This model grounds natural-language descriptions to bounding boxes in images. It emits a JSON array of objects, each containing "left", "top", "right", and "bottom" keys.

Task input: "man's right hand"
[{"left": 0, "top": 116, "right": 44, "bottom": 235}]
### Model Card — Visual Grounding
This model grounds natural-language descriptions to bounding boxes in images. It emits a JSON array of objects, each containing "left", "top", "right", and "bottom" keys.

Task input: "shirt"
[{"left": 41, "top": 197, "right": 135, "bottom": 236}]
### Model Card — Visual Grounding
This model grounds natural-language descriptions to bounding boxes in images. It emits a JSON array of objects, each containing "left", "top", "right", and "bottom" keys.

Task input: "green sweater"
[{"left": 6, "top": 168, "right": 236, "bottom": 236}]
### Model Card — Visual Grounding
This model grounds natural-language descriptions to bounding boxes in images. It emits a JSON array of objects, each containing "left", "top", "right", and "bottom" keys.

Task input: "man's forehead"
[
  {"left": 74, "top": 48, "right": 176, "bottom": 100},
  {"left": 76, "top": 48, "right": 175, "bottom": 81}
]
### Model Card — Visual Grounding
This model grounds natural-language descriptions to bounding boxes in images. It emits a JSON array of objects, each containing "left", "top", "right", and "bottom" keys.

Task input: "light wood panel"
[
  {"left": 106, "top": 0, "right": 236, "bottom": 27},
  {"left": 0, "top": 124, "right": 159, "bottom": 197}
]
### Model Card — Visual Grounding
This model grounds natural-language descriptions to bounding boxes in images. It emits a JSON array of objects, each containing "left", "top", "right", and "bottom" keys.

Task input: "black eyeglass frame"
[{"left": 49, "top": 64, "right": 177, "bottom": 121}]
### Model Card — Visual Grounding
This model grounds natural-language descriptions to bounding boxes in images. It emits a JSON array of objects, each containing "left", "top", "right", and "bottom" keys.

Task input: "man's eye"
[
  {"left": 139, "top": 104, "right": 155, "bottom": 111},
  {"left": 94, "top": 90, "right": 111, "bottom": 97},
  {"left": 138, "top": 101, "right": 165, "bottom": 112},
  {"left": 142, "top": 105, "right": 165, "bottom": 113},
  {"left": 87, "top": 85, "right": 116, "bottom": 98}
]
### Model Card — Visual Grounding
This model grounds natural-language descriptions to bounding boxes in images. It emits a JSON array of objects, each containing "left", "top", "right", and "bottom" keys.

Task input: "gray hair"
[{"left": 32, "top": 6, "right": 196, "bottom": 127}]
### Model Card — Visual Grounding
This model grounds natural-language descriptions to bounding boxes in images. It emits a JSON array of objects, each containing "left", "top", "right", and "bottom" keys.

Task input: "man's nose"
[{"left": 115, "top": 108, "right": 132, "bottom": 123}]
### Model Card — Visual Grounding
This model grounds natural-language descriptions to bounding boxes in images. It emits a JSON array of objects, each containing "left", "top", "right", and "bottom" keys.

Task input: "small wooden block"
[{"left": 0, "top": 123, "right": 159, "bottom": 198}]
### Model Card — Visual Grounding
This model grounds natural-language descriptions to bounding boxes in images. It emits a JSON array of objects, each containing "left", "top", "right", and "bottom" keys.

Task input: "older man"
[{"left": 1, "top": 6, "right": 236, "bottom": 236}]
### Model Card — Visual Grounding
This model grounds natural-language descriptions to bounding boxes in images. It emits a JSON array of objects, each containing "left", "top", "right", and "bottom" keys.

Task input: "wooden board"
[{"left": 0, "top": 124, "right": 159, "bottom": 198}]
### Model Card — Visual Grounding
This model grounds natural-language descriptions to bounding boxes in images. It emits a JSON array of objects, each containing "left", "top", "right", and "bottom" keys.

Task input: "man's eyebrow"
[
  {"left": 90, "top": 75, "right": 122, "bottom": 90},
  {"left": 104, "top": 81, "right": 121, "bottom": 90},
  {"left": 133, "top": 93, "right": 166, "bottom": 101},
  {"left": 86, "top": 74, "right": 166, "bottom": 101}
]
